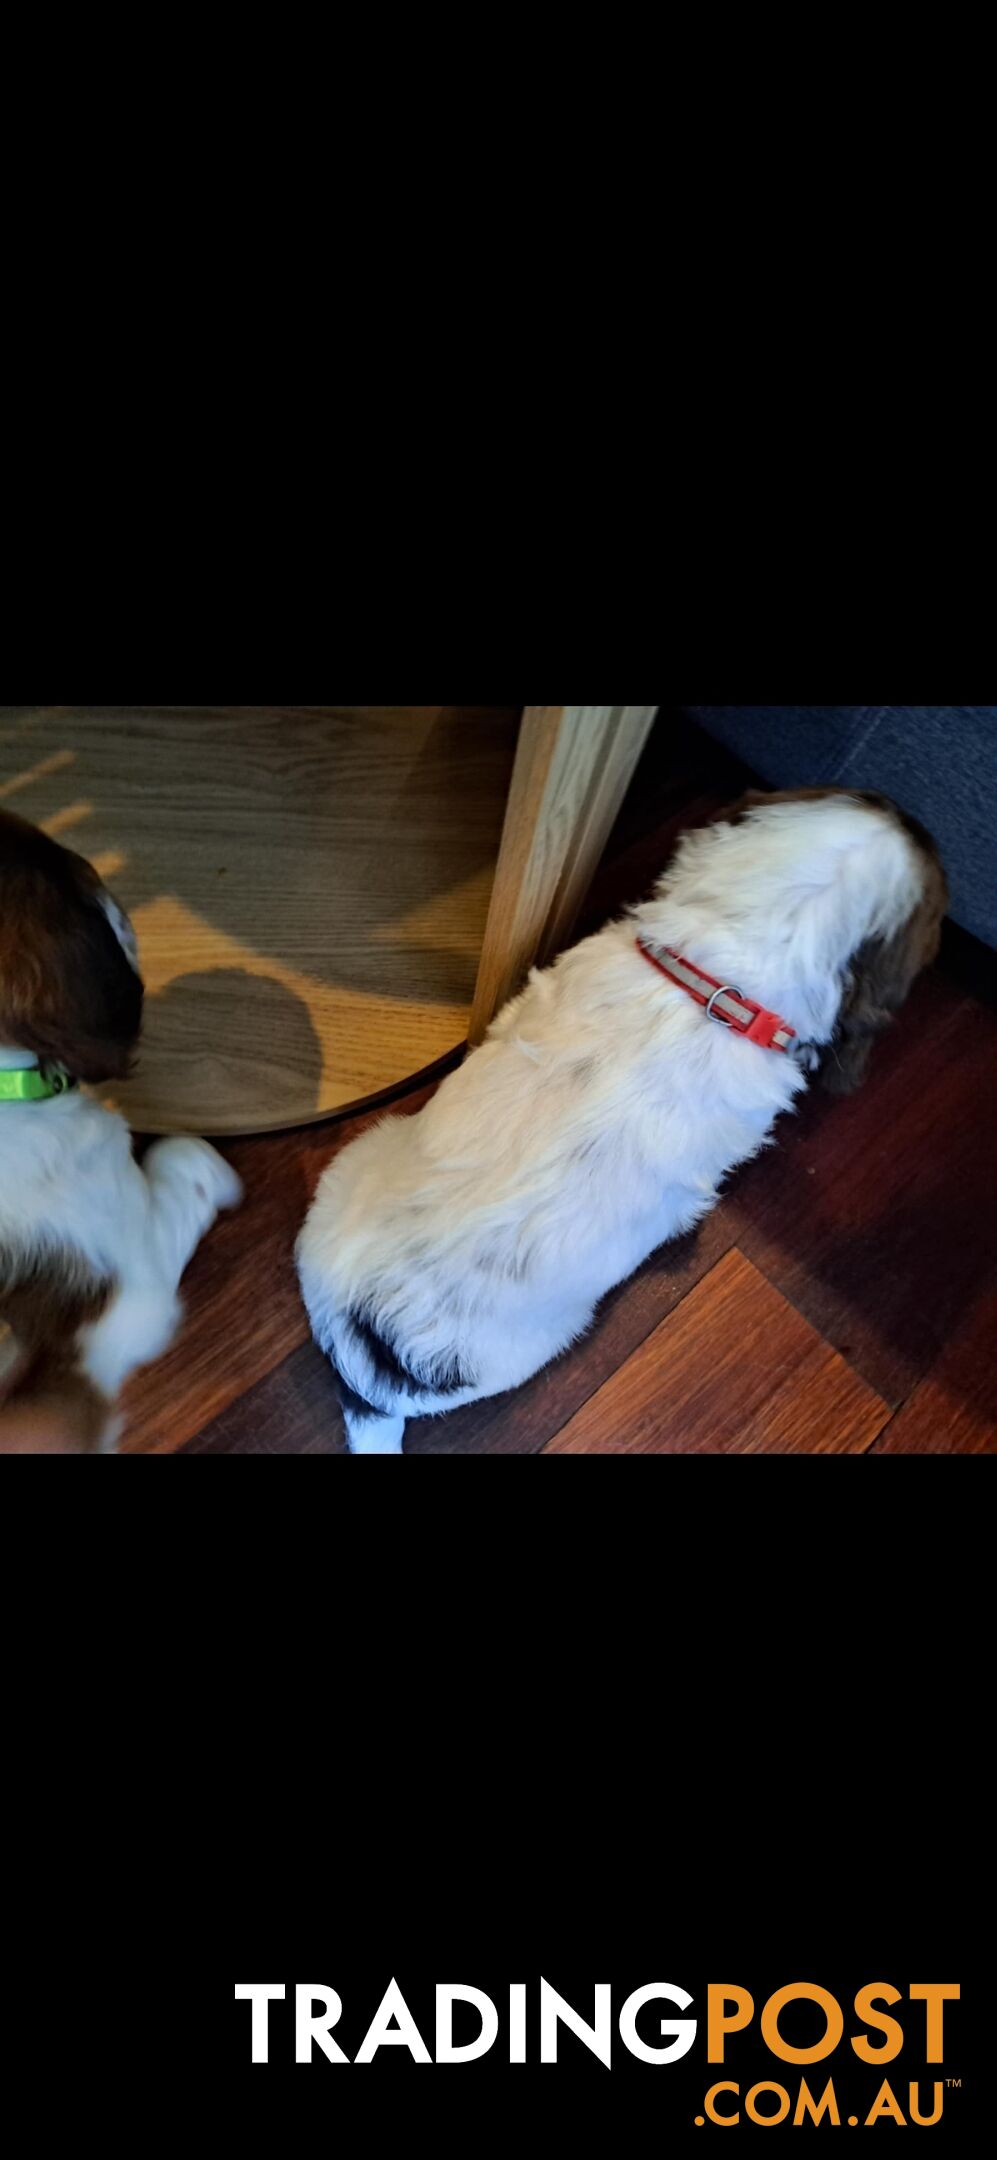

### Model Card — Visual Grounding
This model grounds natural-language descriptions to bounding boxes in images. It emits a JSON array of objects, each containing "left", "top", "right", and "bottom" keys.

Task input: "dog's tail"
[
  {"left": 296, "top": 1234, "right": 410, "bottom": 1452},
  {"left": 331, "top": 1363, "right": 406, "bottom": 1455}
]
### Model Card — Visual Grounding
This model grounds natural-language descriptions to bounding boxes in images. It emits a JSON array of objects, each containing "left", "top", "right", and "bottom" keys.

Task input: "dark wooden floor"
[{"left": 119, "top": 714, "right": 997, "bottom": 1455}]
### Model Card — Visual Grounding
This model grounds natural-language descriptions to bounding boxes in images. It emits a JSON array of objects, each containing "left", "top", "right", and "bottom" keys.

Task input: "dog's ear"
[
  {"left": 821, "top": 879, "right": 946, "bottom": 1095},
  {"left": 0, "top": 818, "right": 144, "bottom": 1081},
  {"left": 822, "top": 930, "right": 914, "bottom": 1093}
]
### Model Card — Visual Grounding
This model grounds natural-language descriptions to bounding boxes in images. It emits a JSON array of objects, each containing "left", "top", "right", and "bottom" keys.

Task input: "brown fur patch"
[
  {"left": 0, "top": 1247, "right": 114, "bottom": 1451},
  {"left": 823, "top": 879, "right": 947, "bottom": 1094},
  {"left": 0, "top": 806, "right": 143, "bottom": 1081}
]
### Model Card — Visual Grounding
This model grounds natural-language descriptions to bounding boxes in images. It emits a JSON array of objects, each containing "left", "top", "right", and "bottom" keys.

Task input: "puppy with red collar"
[
  {"left": 297, "top": 788, "right": 948, "bottom": 1453},
  {"left": 0, "top": 808, "right": 241, "bottom": 1450}
]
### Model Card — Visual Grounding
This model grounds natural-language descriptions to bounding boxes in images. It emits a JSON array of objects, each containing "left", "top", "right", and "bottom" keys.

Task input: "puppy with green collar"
[{"left": 0, "top": 808, "right": 241, "bottom": 1451}]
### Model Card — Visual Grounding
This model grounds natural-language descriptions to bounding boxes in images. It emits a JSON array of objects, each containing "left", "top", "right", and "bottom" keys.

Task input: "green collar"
[{"left": 0, "top": 1063, "right": 76, "bottom": 1102}]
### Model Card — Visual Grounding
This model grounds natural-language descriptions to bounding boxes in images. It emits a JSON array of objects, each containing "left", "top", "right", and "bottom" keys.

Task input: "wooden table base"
[
  {"left": 1, "top": 704, "right": 658, "bottom": 1136},
  {"left": 1, "top": 705, "right": 519, "bottom": 1133}
]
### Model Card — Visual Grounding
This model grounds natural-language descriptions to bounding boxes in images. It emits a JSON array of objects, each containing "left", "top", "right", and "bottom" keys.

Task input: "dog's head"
[
  {"left": 719, "top": 786, "right": 948, "bottom": 1092},
  {"left": 0, "top": 808, "right": 143, "bottom": 1081}
]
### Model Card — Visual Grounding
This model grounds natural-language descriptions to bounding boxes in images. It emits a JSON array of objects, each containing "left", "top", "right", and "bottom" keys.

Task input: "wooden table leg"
[{"left": 468, "top": 704, "right": 659, "bottom": 1043}]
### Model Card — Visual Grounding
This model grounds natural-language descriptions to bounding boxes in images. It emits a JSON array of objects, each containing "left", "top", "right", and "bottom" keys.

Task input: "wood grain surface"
[
  {"left": 469, "top": 706, "right": 658, "bottom": 1042},
  {"left": 0, "top": 706, "right": 519, "bottom": 1133},
  {"left": 543, "top": 1249, "right": 892, "bottom": 1454},
  {"left": 873, "top": 1283, "right": 997, "bottom": 1453},
  {"left": 721, "top": 968, "right": 997, "bottom": 1406}
]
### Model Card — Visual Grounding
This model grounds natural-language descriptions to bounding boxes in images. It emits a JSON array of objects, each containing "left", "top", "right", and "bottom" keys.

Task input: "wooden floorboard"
[
  {"left": 181, "top": 1338, "right": 346, "bottom": 1454},
  {"left": 719, "top": 966, "right": 997, "bottom": 1407},
  {"left": 872, "top": 1281, "right": 997, "bottom": 1454},
  {"left": 544, "top": 1250, "right": 891, "bottom": 1455}
]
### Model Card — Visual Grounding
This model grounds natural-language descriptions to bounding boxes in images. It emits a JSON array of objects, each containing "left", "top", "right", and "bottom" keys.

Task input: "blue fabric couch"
[{"left": 686, "top": 707, "right": 996, "bottom": 949}]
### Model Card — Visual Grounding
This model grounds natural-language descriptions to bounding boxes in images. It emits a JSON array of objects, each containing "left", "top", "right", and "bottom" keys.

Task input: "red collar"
[{"left": 635, "top": 937, "right": 796, "bottom": 1054}]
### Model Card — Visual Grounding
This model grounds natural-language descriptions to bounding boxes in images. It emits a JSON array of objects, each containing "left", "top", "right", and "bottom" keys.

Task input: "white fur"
[
  {"left": 297, "top": 795, "right": 927, "bottom": 1452},
  {"left": 0, "top": 1095, "right": 242, "bottom": 1437}
]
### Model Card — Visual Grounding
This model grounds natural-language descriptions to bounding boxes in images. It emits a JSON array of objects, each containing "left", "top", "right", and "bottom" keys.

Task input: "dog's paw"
[{"left": 145, "top": 1135, "right": 244, "bottom": 1213}]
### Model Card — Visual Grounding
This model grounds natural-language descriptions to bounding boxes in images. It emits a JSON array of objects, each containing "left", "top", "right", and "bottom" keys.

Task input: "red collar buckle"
[
  {"left": 635, "top": 938, "right": 796, "bottom": 1055},
  {"left": 742, "top": 1005, "right": 786, "bottom": 1050}
]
